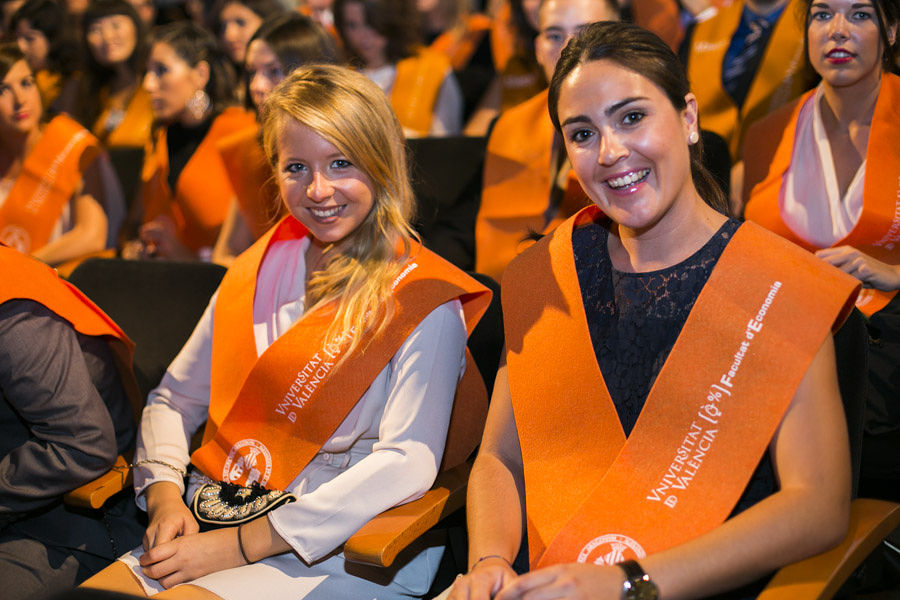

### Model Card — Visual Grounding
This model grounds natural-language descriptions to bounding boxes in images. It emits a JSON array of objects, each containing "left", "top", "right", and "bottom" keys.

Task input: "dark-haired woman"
[
  {"left": 1, "top": 42, "right": 119, "bottom": 264},
  {"left": 212, "top": 12, "right": 340, "bottom": 265},
  {"left": 210, "top": 0, "right": 284, "bottom": 100},
  {"left": 447, "top": 21, "right": 857, "bottom": 600},
  {"left": 742, "top": 0, "right": 900, "bottom": 488},
  {"left": 77, "top": 0, "right": 152, "bottom": 150},
  {"left": 11, "top": 0, "right": 81, "bottom": 114},
  {"left": 335, "top": 0, "right": 463, "bottom": 137},
  {"left": 125, "top": 21, "right": 254, "bottom": 260}
]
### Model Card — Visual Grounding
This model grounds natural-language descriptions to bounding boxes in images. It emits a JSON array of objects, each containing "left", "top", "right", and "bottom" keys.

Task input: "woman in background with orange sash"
[
  {"left": 84, "top": 64, "right": 491, "bottom": 600},
  {"left": 125, "top": 21, "right": 255, "bottom": 260},
  {"left": 212, "top": 12, "right": 340, "bottom": 266},
  {"left": 76, "top": 0, "right": 153, "bottom": 152},
  {"left": 448, "top": 22, "right": 856, "bottom": 600},
  {"left": 334, "top": 0, "right": 464, "bottom": 138},
  {"left": 742, "top": 0, "right": 900, "bottom": 490},
  {"left": 1, "top": 43, "right": 115, "bottom": 265}
]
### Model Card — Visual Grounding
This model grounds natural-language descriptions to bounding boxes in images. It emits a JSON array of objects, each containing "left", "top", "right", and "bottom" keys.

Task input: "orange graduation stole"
[
  {"left": 0, "top": 115, "right": 101, "bottom": 254},
  {"left": 141, "top": 107, "right": 257, "bottom": 252},
  {"left": 191, "top": 217, "right": 492, "bottom": 490},
  {"left": 430, "top": 13, "right": 493, "bottom": 71},
  {"left": 475, "top": 90, "right": 589, "bottom": 282},
  {"left": 390, "top": 49, "right": 453, "bottom": 137},
  {"left": 631, "top": 0, "right": 684, "bottom": 51},
  {"left": 0, "top": 244, "right": 140, "bottom": 415},
  {"left": 744, "top": 73, "right": 900, "bottom": 317},
  {"left": 217, "top": 124, "right": 283, "bottom": 239},
  {"left": 687, "top": 0, "right": 811, "bottom": 161},
  {"left": 94, "top": 86, "right": 154, "bottom": 149},
  {"left": 502, "top": 206, "right": 858, "bottom": 568}
]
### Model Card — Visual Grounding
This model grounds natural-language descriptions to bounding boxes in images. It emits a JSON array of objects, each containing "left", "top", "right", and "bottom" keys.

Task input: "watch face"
[{"left": 624, "top": 579, "right": 659, "bottom": 600}]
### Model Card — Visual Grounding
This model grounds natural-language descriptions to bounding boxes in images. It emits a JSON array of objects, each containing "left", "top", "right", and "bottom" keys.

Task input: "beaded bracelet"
[
  {"left": 469, "top": 554, "right": 511, "bottom": 572},
  {"left": 130, "top": 459, "right": 188, "bottom": 478}
]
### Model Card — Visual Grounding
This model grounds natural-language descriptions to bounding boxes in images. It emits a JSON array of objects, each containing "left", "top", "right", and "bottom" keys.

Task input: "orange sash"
[
  {"left": 632, "top": 0, "right": 684, "bottom": 51},
  {"left": 0, "top": 244, "right": 140, "bottom": 415},
  {"left": 94, "top": 86, "right": 154, "bottom": 149},
  {"left": 217, "top": 124, "right": 283, "bottom": 239},
  {"left": 191, "top": 217, "right": 492, "bottom": 489},
  {"left": 0, "top": 115, "right": 101, "bottom": 254},
  {"left": 744, "top": 73, "right": 900, "bottom": 317},
  {"left": 502, "top": 206, "right": 858, "bottom": 567},
  {"left": 390, "top": 49, "right": 453, "bottom": 137},
  {"left": 489, "top": 0, "right": 515, "bottom": 71},
  {"left": 35, "top": 69, "right": 62, "bottom": 110},
  {"left": 430, "top": 13, "right": 493, "bottom": 71},
  {"left": 141, "top": 107, "right": 256, "bottom": 252},
  {"left": 687, "top": 0, "right": 811, "bottom": 161},
  {"left": 475, "top": 90, "right": 589, "bottom": 281}
]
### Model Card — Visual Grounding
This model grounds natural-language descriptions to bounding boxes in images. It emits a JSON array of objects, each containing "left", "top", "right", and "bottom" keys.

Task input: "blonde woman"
[{"left": 83, "top": 64, "right": 491, "bottom": 600}]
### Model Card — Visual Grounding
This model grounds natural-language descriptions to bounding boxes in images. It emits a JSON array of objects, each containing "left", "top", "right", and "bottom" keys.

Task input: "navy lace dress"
[{"left": 573, "top": 218, "right": 774, "bottom": 599}]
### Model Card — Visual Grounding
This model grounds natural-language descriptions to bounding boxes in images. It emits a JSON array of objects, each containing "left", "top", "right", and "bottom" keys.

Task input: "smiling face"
[
  {"left": 220, "top": 2, "right": 263, "bottom": 64},
  {"left": 275, "top": 118, "right": 376, "bottom": 249},
  {"left": 557, "top": 58, "right": 699, "bottom": 234},
  {"left": 86, "top": 14, "right": 138, "bottom": 67},
  {"left": 535, "top": 0, "right": 618, "bottom": 82},
  {"left": 0, "top": 59, "right": 42, "bottom": 136},
  {"left": 807, "top": 0, "right": 894, "bottom": 88},
  {"left": 246, "top": 39, "right": 283, "bottom": 109},
  {"left": 339, "top": 0, "right": 388, "bottom": 68},
  {"left": 15, "top": 19, "right": 49, "bottom": 71},
  {"left": 143, "top": 41, "right": 208, "bottom": 123}
]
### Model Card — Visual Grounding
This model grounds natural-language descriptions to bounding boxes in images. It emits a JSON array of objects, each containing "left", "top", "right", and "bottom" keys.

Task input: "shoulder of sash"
[
  {"left": 693, "top": 0, "right": 743, "bottom": 37},
  {"left": 412, "top": 46, "right": 453, "bottom": 71},
  {"left": 488, "top": 89, "right": 551, "bottom": 153},
  {"left": 868, "top": 73, "right": 900, "bottom": 165},
  {"left": 467, "top": 13, "right": 492, "bottom": 31},
  {"left": 735, "top": 221, "right": 861, "bottom": 324},
  {"left": 43, "top": 114, "right": 101, "bottom": 152},
  {"left": 210, "top": 107, "right": 257, "bottom": 138},
  {"left": 743, "top": 90, "right": 809, "bottom": 196}
]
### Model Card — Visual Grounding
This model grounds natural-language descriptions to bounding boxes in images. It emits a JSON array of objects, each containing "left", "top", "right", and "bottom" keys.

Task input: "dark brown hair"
[
  {"left": 333, "top": 0, "right": 420, "bottom": 65},
  {"left": 150, "top": 20, "right": 237, "bottom": 114},
  {"left": 548, "top": 21, "right": 729, "bottom": 215}
]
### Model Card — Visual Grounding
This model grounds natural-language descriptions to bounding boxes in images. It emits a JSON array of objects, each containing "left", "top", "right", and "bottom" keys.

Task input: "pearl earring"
[{"left": 689, "top": 131, "right": 699, "bottom": 144}]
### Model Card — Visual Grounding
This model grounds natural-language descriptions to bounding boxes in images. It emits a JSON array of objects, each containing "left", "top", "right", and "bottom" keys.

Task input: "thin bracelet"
[
  {"left": 237, "top": 523, "right": 252, "bottom": 564},
  {"left": 130, "top": 459, "right": 187, "bottom": 478},
  {"left": 469, "top": 554, "right": 511, "bottom": 572}
]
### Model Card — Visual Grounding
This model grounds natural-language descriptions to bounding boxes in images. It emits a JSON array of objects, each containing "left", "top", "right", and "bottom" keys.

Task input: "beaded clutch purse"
[{"left": 192, "top": 480, "right": 296, "bottom": 529}]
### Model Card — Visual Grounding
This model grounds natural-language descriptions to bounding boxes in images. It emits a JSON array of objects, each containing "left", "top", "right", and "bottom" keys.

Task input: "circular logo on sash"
[
  {"left": 222, "top": 439, "right": 272, "bottom": 486},
  {"left": 577, "top": 534, "right": 646, "bottom": 566},
  {"left": 0, "top": 225, "right": 31, "bottom": 253}
]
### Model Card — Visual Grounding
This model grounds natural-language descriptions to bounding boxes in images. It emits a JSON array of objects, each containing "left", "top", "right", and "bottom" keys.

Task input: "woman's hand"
[
  {"left": 139, "top": 216, "right": 196, "bottom": 261},
  {"left": 493, "top": 563, "right": 625, "bottom": 600},
  {"left": 448, "top": 557, "right": 518, "bottom": 600},
  {"left": 143, "top": 481, "right": 199, "bottom": 551},
  {"left": 816, "top": 246, "right": 900, "bottom": 291},
  {"left": 139, "top": 527, "right": 246, "bottom": 589}
]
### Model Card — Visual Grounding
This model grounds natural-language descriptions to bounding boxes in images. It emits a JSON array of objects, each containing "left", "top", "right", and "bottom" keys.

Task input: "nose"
[
  {"left": 143, "top": 70, "right": 157, "bottom": 92},
  {"left": 598, "top": 129, "right": 629, "bottom": 166},
  {"left": 307, "top": 171, "right": 334, "bottom": 202},
  {"left": 828, "top": 13, "right": 849, "bottom": 40},
  {"left": 249, "top": 73, "right": 267, "bottom": 101}
]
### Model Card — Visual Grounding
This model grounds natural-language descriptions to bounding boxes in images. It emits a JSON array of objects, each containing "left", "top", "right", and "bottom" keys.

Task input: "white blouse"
[
  {"left": 133, "top": 236, "right": 468, "bottom": 564},
  {"left": 780, "top": 85, "right": 865, "bottom": 248}
]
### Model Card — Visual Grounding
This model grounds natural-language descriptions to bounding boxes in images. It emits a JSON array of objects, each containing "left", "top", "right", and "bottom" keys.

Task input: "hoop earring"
[
  {"left": 186, "top": 89, "right": 211, "bottom": 121},
  {"left": 689, "top": 131, "right": 699, "bottom": 144}
]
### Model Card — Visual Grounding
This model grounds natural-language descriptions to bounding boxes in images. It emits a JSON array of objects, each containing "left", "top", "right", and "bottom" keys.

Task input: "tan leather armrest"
[
  {"left": 758, "top": 498, "right": 900, "bottom": 600},
  {"left": 343, "top": 461, "right": 472, "bottom": 567},
  {"left": 64, "top": 455, "right": 133, "bottom": 510}
]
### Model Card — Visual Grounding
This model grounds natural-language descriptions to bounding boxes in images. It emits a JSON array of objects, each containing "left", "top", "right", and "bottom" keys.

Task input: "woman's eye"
[
  {"left": 852, "top": 10, "right": 872, "bottom": 20},
  {"left": 811, "top": 10, "right": 831, "bottom": 20},
  {"left": 331, "top": 158, "right": 352, "bottom": 169},
  {"left": 235, "top": 18, "right": 246, "bottom": 27},
  {"left": 285, "top": 162, "right": 306, "bottom": 174},
  {"left": 623, "top": 111, "right": 645, "bottom": 125},
  {"left": 568, "top": 129, "right": 593, "bottom": 143}
]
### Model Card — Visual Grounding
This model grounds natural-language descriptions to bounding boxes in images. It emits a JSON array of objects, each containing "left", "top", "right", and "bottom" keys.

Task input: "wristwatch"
[{"left": 617, "top": 560, "right": 659, "bottom": 600}]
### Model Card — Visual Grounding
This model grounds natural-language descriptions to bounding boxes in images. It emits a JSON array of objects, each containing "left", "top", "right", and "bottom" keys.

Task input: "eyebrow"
[{"left": 560, "top": 96, "right": 647, "bottom": 127}]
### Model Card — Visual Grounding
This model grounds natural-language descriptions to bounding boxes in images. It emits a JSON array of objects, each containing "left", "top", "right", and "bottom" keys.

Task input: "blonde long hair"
[{"left": 261, "top": 64, "right": 418, "bottom": 357}]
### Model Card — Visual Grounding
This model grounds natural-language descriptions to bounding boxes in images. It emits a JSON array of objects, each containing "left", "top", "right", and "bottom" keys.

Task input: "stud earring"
[{"left": 689, "top": 131, "right": 699, "bottom": 144}]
